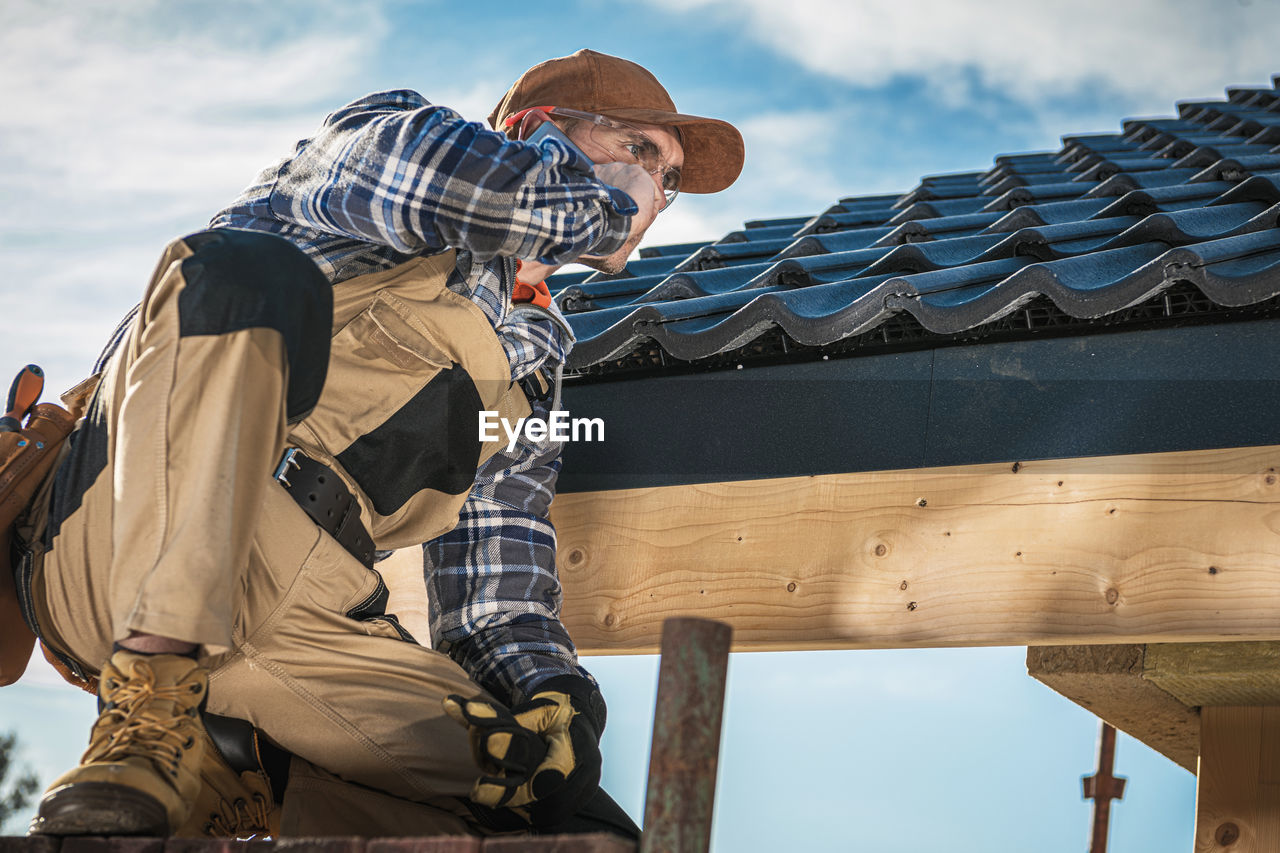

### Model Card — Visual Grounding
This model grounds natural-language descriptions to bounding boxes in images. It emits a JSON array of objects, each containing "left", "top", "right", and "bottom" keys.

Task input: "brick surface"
[
  {"left": 166, "top": 840, "right": 275, "bottom": 853},
  {"left": 0, "top": 837, "right": 60, "bottom": 853},
  {"left": 366, "top": 839, "right": 481, "bottom": 853},
  {"left": 482, "top": 834, "right": 636, "bottom": 852},
  {"left": 63, "top": 839, "right": 165, "bottom": 853},
  {"left": 0, "top": 837, "right": 635, "bottom": 853},
  {"left": 274, "top": 840, "right": 365, "bottom": 853}
]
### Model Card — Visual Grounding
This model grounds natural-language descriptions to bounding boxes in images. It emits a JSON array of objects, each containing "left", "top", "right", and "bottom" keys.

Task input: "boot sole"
[{"left": 29, "top": 782, "right": 170, "bottom": 836}]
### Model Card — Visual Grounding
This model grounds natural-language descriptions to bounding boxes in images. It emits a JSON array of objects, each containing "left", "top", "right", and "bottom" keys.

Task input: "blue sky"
[{"left": 3, "top": 0, "right": 1278, "bottom": 847}]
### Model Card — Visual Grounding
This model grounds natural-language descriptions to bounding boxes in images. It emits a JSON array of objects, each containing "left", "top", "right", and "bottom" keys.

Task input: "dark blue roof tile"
[
  {"left": 987, "top": 217, "right": 1142, "bottom": 259},
  {"left": 794, "top": 209, "right": 899, "bottom": 236},
  {"left": 985, "top": 198, "right": 1115, "bottom": 230},
  {"left": 1226, "top": 87, "right": 1280, "bottom": 105},
  {"left": 545, "top": 269, "right": 594, "bottom": 291},
  {"left": 1087, "top": 169, "right": 1204, "bottom": 194},
  {"left": 743, "top": 215, "right": 810, "bottom": 230},
  {"left": 556, "top": 76, "right": 1280, "bottom": 373},
  {"left": 775, "top": 226, "right": 896, "bottom": 257},
  {"left": 677, "top": 238, "right": 798, "bottom": 270},
  {"left": 1161, "top": 229, "right": 1280, "bottom": 303},
  {"left": 1171, "top": 143, "right": 1279, "bottom": 169},
  {"left": 1090, "top": 183, "right": 1237, "bottom": 216},
  {"left": 893, "top": 182, "right": 984, "bottom": 208},
  {"left": 716, "top": 223, "right": 803, "bottom": 243},
  {"left": 637, "top": 240, "right": 707, "bottom": 258},
  {"left": 982, "top": 173, "right": 1072, "bottom": 195},
  {"left": 887, "top": 197, "right": 993, "bottom": 223},
  {"left": 1189, "top": 155, "right": 1280, "bottom": 182},
  {"left": 875, "top": 212, "right": 1006, "bottom": 245},
  {"left": 835, "top": 193, "right": 903, "bottom": 208},
  {"left": 771, "top": 247, "right": 892, "bottom": 283},
  {"left": 1094, "top": 202, "right": 1275, "bottom": 251},
  {"left": 862, "top": 233, "right": 1009, "bottom": 274},
  {"left": 576, "top": 254, "right": 687, "bottom": 283},
  {"left": 1211, "top": 173, "right": 1280, "bottom": 205},
  {"left": 981, "top": 182, "right": 1096, "bottom": 211},
  {"left": 1059, "top": 134, "right": 1137, "bottom": 155}
]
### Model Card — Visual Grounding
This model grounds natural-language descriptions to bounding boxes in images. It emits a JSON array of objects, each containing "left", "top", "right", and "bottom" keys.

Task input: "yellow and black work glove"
[{"left": 442, "top": 674, "right": 606, "bottom": 828}]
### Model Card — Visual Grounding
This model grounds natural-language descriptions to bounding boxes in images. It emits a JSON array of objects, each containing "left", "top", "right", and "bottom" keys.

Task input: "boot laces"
[
  {"left": 204, "top": 792, "right": 272, "bottom": 838},
  {"left": 87, "top": 660, "right": 202, "bottom": 777}
]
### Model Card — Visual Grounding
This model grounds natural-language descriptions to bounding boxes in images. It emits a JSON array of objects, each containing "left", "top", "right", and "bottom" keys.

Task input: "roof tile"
[{"left": 553, "top": 76, "right": 1280, "bottom": 375}]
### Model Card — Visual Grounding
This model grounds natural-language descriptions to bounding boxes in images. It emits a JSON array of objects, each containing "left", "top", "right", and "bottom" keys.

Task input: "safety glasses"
[{"left": 506, "top": 105, "right": 682, "bottom": 209}]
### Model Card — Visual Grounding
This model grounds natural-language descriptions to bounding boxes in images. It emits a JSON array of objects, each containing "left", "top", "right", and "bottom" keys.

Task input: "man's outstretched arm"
[{"left": 215, "top": 90, "right": 636, "bottom": 270}]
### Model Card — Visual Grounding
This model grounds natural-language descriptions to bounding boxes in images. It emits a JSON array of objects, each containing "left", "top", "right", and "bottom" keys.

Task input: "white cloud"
[
  {"left": 0, "top": 1, "right": 393, "bottom": 390},
  {"left": 0, "top": 1, "right": 386, "bottom": 221},
  {"left": 641, "top": 0, "right": 1280, "bottom": 113}
]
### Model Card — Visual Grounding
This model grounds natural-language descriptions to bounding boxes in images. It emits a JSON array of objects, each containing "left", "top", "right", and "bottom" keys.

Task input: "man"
[{"left": 17, "top": 49, "right": 742, "bottom": 838}]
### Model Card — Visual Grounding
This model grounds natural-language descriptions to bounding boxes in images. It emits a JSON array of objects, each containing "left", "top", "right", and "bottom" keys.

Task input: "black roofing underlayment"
[
  {"left": 549, "top": 76, "right": 1280, "bottom": 379},
  {"left": 551, "top": 78, "right": 1280, "bottom": 492}
]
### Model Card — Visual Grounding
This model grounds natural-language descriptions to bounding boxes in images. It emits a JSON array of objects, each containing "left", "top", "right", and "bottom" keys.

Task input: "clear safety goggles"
[{"left": 506, "top": 105, "right": 682, "bottom": 209}]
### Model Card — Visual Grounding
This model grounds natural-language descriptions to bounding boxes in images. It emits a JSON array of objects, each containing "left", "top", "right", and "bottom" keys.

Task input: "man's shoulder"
[{"left": 322, "top": 89, "right": 436, "bottom": 125}]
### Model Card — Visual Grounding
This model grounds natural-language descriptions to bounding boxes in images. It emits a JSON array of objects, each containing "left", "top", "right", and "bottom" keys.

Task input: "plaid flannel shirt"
[{"left": 210, "top": 89, "right": 634, "bottom": 704}]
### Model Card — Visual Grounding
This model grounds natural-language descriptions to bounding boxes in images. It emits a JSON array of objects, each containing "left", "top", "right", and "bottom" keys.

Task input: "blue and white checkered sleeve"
[
  {"left": 267, "top": 90, "right": 635, "bottom": 266},
  {"left": 422, "top": 399, "right": 594, "bottom": 706}
]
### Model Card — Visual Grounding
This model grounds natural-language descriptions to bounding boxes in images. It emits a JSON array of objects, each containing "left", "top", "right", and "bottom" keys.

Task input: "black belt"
[{"left": 273, "top": 449, "right": 375, "bottom": 569}]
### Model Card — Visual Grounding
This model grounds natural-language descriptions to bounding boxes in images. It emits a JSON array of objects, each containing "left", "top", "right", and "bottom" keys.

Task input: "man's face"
[{"left": 566, "top": 120, "right": 684, "bottom": 274}]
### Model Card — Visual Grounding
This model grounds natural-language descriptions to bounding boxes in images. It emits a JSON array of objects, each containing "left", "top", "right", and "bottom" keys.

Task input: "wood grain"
[
  {"left": 379, "top": 547, "right": 432, "bottom": 645},
  {"left": 1194, "top": 706, "right": 1280, "bottom": 853},
  {"left": 551, "top": 446, "right": 1280, "bottom": 654}
]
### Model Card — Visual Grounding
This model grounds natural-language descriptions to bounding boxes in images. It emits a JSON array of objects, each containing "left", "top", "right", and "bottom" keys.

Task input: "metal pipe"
[
  {"left": 1084, "top": 721, "right": 1127, "bottom": 853},
  {"left": 640, "top": 617, "right": 732, "bottom": 853}
]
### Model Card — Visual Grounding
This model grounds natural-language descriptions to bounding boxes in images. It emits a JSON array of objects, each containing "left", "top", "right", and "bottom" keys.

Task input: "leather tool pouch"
[{"left": 0, "top": 402, "right": 77, "bottom": 685}]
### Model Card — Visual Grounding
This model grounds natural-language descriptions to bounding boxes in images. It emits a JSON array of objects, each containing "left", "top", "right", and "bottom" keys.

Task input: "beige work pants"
[{"left": 32, "top": 230, "right": 517, "bottom": 832}]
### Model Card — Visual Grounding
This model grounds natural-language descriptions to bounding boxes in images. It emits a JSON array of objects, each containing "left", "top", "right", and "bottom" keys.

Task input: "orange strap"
[{"left": 513, "top": 261, "right": 553, "bottom": 310}]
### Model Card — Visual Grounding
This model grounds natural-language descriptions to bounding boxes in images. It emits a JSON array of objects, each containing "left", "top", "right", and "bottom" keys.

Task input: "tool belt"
[{"left": 0, "top": 378, "right": 77, "bottom": 686}]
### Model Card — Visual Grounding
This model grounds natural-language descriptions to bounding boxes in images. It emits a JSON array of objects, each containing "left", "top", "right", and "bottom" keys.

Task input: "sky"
[{"left": 3, "top": 0, "right": 1278, "bottom": 847}]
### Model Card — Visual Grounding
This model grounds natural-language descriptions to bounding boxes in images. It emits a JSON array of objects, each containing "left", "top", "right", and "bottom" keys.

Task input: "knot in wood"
[
  {"left": 1105, "top": 588, "right": 1119, "bottom": 605},
  {"left": 786, "top": 582, "right": 797, "bottom": 593},
  {"left": 567, "top": 548, "right": 586, "bottom": 566},
  {"left": 916, "top": 498, "right": 927, "bottom": 507},
  {"left": 906, "top": 601, "right": 918, "bottom": 611},
  {"left": 874, "top": 544, "right": 888, "bottom": 557},
  {"left": 1215, "top": 822, "right": 1240, "bottom": 846},
  {"left": 603, "top": 613, "right": 617, "bottom": 628}
]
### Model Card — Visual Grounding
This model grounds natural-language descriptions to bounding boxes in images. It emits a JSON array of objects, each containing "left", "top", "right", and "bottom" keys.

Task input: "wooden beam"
[
  {"left": 1027, "top": 644, "right": 1200, "bottom": 773},
  {"left": 1146, "top": 642, "right": 1280, "bottom": 707},
  {"left": 380, "top": 547, "right": 431, "bottom": 643},
  {"left": 1195, "top": 706, "right": 1280, "bottom": 852},
  {"left": 550, "top": 446, "right": 1280, "bottom": 655}
]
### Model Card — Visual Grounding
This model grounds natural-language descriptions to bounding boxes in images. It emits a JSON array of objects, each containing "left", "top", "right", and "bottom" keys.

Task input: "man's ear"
[{"left": 515, "top": 109, "right": 553, "bottom": 142}]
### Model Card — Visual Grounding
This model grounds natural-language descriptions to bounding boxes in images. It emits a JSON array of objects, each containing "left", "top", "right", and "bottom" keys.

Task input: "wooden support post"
[
  {"left": 640, "top": 618, "right": 732, "bottom": 853},
  {"left": 1195, "top": 706, "right": 1280, "bottom": 852}
]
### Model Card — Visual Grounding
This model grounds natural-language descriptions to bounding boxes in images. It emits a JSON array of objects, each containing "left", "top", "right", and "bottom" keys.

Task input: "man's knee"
[{"left": 175, "top": 229, "right": 332, "bottom": 422}]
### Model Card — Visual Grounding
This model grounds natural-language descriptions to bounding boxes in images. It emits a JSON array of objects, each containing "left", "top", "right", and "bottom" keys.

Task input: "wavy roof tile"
[{"left": 552, "top": 75, "right": 1280, "bottom": 378}]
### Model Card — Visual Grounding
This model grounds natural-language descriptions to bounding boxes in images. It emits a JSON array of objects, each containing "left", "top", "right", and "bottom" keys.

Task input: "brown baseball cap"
[{"left": 489, "top": 49, "right": 744, "bottom": 195}]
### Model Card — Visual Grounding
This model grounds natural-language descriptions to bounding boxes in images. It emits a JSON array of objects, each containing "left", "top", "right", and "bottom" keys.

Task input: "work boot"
[
  {"left": 176, "top": 727, "right": 279, "bottom": 839},
  {"left": 29, "top": 649, "right": 208, "bottom": 836}
]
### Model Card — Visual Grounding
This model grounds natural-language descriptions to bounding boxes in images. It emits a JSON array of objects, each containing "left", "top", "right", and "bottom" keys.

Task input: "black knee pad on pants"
[{"left": 177, "top": 229, "right": 332, "bottom": 424}]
